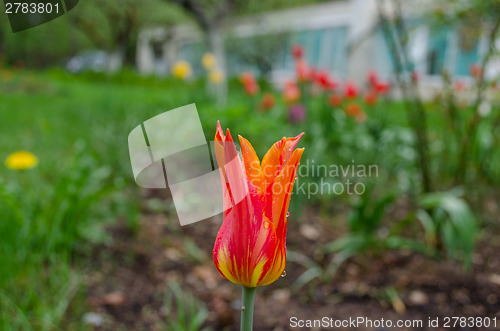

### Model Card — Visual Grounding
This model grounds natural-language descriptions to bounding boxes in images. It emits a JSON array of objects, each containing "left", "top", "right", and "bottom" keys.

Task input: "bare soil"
[{"left": 83, "top": 190, "right": 500, "bottom": 330}]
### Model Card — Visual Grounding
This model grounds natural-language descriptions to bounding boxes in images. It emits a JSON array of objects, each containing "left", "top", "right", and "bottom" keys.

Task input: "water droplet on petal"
[
  {"left": 281, "top": 270, "right": 287, "bottom": 278},
  {"left": 286, "top": 212, "right": 290, "bottom": 217},
  {"left": 263, "top": 221, "right": 270, "bottom": 229}
]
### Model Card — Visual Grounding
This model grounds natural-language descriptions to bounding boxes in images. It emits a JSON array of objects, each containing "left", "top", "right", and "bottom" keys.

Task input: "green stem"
[{"left": 240, "top": 286, "right": 257, "bottom": 331}]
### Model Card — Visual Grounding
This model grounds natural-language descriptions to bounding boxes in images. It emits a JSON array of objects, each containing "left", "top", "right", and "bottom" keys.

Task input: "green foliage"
[
  {"left": 226, "top": 32, "right": 291, "bottom": 75},
  {"left": 418, "top": 191, "right": 477, "bottom": 269},
  {"left": 162, "top": 281, "right": 211, "bottom": 331}
]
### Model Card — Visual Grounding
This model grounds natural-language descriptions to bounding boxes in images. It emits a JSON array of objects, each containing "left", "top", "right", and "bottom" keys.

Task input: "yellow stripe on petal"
[
  {"left": 250, "top": 259, "right": 267, "bottom": 287},
  {"left": 216, "top": 247, "right": 240, "bottom": 284}
]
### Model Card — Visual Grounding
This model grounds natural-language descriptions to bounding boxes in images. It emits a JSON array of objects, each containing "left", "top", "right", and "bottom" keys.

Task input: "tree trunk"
[
  {"left": 107, "top": 43, "right": 125, "bottom": 73},
  {"left": 207, "top": 25, "right": 227, "bottom": 106}
]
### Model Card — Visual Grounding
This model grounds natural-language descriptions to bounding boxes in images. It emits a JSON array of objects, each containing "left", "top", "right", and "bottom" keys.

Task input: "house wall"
[{"left": 136, "top": 0, "right": 497, "bottom": 96}]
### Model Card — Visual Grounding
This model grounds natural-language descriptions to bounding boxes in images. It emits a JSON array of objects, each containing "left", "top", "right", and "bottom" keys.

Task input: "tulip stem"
[{"left": 240, "top": 286, "right": 257, "bottom": 331}]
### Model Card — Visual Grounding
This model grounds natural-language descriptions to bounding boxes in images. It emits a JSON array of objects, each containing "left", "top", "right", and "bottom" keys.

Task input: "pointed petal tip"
[
  {"left": 225, "top": 128, "right": 233, "bottom": 141},
  {"left": 295, "top": 132, "right": 305, "bottom": 141}
]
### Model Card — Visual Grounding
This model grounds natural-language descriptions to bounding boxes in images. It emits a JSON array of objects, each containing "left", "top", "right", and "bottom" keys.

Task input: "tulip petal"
[
  {"left": 213, "top": 123, "right": 305, "bottom": 288},
  {"left": 261, "top": 133, "right": 304, "bottom": 193},
  {"left": 214, "top": 186, "right": 279, "bottom": 287},
  {"left": 238, "top": 135, "right": 264, "bottom": 195},
  {"left": 270, "top": 148, "right": 304, "bottom": 241}
]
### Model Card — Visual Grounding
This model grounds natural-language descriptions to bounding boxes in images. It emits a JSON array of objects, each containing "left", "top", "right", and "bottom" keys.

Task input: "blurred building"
[{"left": 136, "top": 0, "right": 496, "bottom": 93}]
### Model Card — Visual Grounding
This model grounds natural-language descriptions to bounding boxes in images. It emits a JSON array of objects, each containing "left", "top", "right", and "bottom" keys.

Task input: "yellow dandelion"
[
  {"left": 5, "top": 151, "right": 38, "bottom": 170},
  {"left": 209, "top": 69, "right": 224, "bottom": 85},
  {"left": 171, "top": 60, "right": 192, "bottom": 80},
  {"left": 202, "top": 53, "right": 216, "bottom": 70}
]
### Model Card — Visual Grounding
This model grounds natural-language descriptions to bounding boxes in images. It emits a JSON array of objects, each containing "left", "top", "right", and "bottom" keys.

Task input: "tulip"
[
  {"left": 315, "top": 70, "right": 338, "bottom": 90},
  {"left": 411, "top": 71, "right": 420, "bottom": 83},
  {"left": 329, "top": 93, "right": 343, "bottom": 107},
  {"left": 240, "top": 72, "right": 256, "bottom": 86},
  {"left": 291, "top": 44, "right": 304, "bottom": 59},
  {"left": 469, "top": 63, "right": 482, "bottom": 79},
  {"left": 259, "top": 92, "right": 276, "bottom": 112},
  {"left": 454, "top": 80, "right": 466, "bottom": 91},
  {"left": 344, "top": 82, "right": 358, "bottom": 99},
  {"left": 283, "top": 81, "right": 301, "bottom": 104},
  {"left": 244, "top": 81, "right": 259, "bottom": 96},
  {"left": 345, "top": 102, "right": 367, "bottom": 123},
  {"left": 375, "top": 82, "right": 390, "bottom": 95},
  {"left": 212, "top": 122, "right": 304, "bottom": 330},
  {"left": 295, "top": 58, "right": 310, "bottom": 82},
  {"left": 364, "top": 90, "right": 378, "bottom": 106},
  {"left": 367, "top": 70, "right": 378, "bottom": 86},
  {"left": 213, "top": 122, "right": 304, "bottom": 287},
  {"left": 240, "top": 72, "right": 259, "bottom": 96}
]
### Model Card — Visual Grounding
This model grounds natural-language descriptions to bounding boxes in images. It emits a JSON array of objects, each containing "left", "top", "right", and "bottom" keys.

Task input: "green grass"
[
  {"left": 0, "top": 69, "right": 497, "bottom": 329},
  {"left": 0, "top": 70, "right": 303, "bottom": 329}
]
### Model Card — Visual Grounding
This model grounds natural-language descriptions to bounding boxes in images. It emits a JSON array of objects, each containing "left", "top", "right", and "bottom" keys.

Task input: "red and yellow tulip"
[{"left": 213, "top": 122, "right": 304, "bottom": 287}]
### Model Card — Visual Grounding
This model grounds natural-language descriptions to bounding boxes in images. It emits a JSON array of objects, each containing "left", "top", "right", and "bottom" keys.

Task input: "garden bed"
[{"left": 83, "top": 190, "right": 500, "bottom": 330}]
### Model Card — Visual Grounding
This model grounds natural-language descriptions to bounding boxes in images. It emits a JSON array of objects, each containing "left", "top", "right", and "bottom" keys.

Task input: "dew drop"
[
  {"left": 281, "top": 270, "right": 287, "bottom": 278},
  {"left": 241, "top": 305, "right": 246, "bottom": 312},
  {"left": 263, "top": 221, "right": 270, "bottom": 229},
  {"left": 286, "top": 212, "right": 290, "bottom": 218}
]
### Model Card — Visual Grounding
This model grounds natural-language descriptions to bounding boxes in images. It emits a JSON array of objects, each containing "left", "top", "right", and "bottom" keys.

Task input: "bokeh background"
[{"left": 1, "top": 0, "right": 500, "bottom": 330}]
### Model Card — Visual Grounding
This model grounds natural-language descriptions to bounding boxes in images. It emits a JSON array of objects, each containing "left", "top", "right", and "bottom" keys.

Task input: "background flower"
[
  {"left": 171, "top": 60, "right": 192, "bottom": 80},
  {"left": 209, "top": 68, "right": 224, "bottom": 84},
  {"left": 202, "top": 53, "right": 216, "bottom": 70},
  {"left": 5, "top": 151, "right": 38, "bottom": 170}
]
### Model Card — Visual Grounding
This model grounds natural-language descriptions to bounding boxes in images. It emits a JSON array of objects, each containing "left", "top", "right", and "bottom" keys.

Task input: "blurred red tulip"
[
  {"left": 292, "top": 44, "right": 304, "bottom": 59},
  {"left": 240, "top": 72, "right": 259, "bottom": 96},
  {"left": 375, "top": 82, "right": 390, "bottom": 94},
  {"left": 315, "top": 70, "right": 338, "bottom": 90},
  {"left": 244, "top": 82, "right": 259, "bottom": 96},
  {"left": 329, "top": 93, "right": 343, "bottom": 107},
  {"left": 345, "top": 103, "right": 366, "bottom": 123},
  {"left": 469, "top": 63, "right": 482, "bottom": 78},
  {"left": 454, "top": 80, "right": 466, "bottom": 91},
  {"left": 345, "top": 82, "right": 358, "bottom": 99},
  {"left": 240, "top": 72, "right": 255, "bottom": 86},
  {"left": 295, "top": 58, "right": 310, "bottom": 82},
  {"left": 367, "top": 70, "right": 378, "bottom": 86},
  {"left": 283, "top": 81, "right": 301, "bottom": 104},
  {"left": 364, "top": 90, "right": 378, "bottom": 106},
  {"left": 411, "top": 71, "right": 419, "bottom": 83},
  {"left": 259, "top": 92, "right": 276, "bottom": 111}
]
